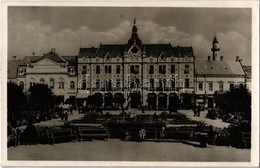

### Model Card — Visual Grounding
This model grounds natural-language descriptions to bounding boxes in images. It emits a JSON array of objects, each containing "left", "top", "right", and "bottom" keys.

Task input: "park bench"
[
  {"left": 241, "top": 132, "right": 251, "bottom": 148},
  {"left": 77, "top": 127, "right": 110, "bottom": 141},
  {"left": 48, "top": 128, "right": 77, "bottom": 144},
  {"left": 165, "top": 126, "right": 196, "bottom": 141},
  {"left": 125, "top": 127, "right": 158, "bottom": 141}
]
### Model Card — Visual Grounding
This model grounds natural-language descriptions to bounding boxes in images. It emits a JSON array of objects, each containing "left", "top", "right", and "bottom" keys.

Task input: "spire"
[{"left": 128, "top": 17, "right": 142, "bottom": 47}]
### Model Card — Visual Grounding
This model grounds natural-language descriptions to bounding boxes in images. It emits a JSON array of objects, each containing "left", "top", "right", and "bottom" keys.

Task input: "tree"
[
  {"left": 7, "top": 82, "right": 27, "bottom": 126},
  {"left": 214, "top": 86, "right": 251, "bottom": 121},
  {"left": 28, "top": 84, "right": 55, "bottom": 120}
]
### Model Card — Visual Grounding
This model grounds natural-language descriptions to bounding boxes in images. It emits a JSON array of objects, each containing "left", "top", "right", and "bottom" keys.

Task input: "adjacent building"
[{"left": 194, "top": 36, "right": 246, "bottom": 108}]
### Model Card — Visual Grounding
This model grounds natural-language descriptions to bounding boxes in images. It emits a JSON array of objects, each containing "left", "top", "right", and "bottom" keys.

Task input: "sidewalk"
[{"left": 178, "top": 110, "right": 230, "bottom": 128}]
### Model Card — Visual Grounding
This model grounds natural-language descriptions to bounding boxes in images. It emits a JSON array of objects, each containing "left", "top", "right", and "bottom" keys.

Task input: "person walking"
[
  {"left": 160, "top": 127, "right": 165, "bottom": 141},
  {"left": 139, "top": 128, "right": 146, "bottom": 142}
]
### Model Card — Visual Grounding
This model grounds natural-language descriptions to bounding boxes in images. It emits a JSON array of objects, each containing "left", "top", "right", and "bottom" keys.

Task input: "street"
[{"left": 8, "top": 139, "right": 250, "bottom": 161}]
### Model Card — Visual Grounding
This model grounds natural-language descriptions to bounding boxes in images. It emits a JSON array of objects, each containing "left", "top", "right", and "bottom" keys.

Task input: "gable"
[{"left": 33, "top": 58, "right": 61, "bottom": 66}]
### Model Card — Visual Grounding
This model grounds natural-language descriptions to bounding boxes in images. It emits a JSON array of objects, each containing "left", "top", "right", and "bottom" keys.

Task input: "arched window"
[
  {"left": 59, "top": 81, "right": 64, "bottom": 89},
  {"left": 19, "top": 81, "right": 24, "bottom": 90},
  {"left": 184, "top": 65, "right": 189, "bottom": 74},
  {"left": 30, "top": 78, "right": 36, "bottom": 88},
  {"left": 70, "top": 81, "right": 75, "bottom": 89},
  {"left": 40, "top": 78, "right": 45, "bottom": 84},
  {"left": 70, "top": 68, "right": 75, "bottom": 74},
  {"left": 49, "top": 79, "right": 54, "bottom": 89},
  {"left": 82, "top": 65, "right": 87, "bottom": 74}
]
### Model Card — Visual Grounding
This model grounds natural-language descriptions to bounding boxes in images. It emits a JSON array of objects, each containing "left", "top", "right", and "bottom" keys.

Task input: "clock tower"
[{"left": 211, "top": 35, "right": 220, "bottom": 61}]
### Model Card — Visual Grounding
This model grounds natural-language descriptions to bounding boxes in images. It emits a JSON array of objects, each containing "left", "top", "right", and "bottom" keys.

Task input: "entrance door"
[
  {"left": 130, "top": 92, "right": 140, "bottom": 108},
  {"left": 208, "top": 98, "right": 213, "bottom": 109},
  {"left": 158, "top": 93, "right": 167, "bottom": 109}
]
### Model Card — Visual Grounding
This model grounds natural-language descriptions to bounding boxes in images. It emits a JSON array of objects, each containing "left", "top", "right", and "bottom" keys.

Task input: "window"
[
  {"left": 82, "top": 80, "right": 86, "bottom": 90},
  {"left": 116, "top": 65, "right": 121, "bottom": 74},
  {"left": 150, "top": 78, "right": 154, "bottom": 88},
  {"left": 171, "top": 65, "right": 175, "bottom": 73},
  {"left": 130, "top": 65, "right": 139, "bottom": 74},
  {"left": 105, "top": 65, "right": 112, "bottom": 74},
  {"left": 59, "top": 81, "right": 64, "bottom": 89},
  {"left": 134, "top": 65, "right": 139, "bottom": 74},
  {"left": 230, "top": 83, "right": 234, "bottom": 90},
  {"left": 70, "top": 68, "right": 75, "bottom": 74},
  {"left": 198, "top": 83, "right": 203, "bottom": 91},
  {"left": 40, "top": 79, "right": 45, "bottom": 84},
  {"left": 105, "top": 79, "right": 112, "bottom": 90},
  {"left": 159, "top": 79, "right": 166, "bottom": 89},
  {"left": 82, "top": 66, "right": 87, "bottom": 74},
  {"left": 70, "top": 81, "right": 75, "bottom": 89},
  {"left": 171, "top": 79, "right": 175, "bottom": 90},
  {"left": 96, "top": 65, "right": 100, "bottom": 74},
  {"left": 185, "top": 79, "right": 189, "bottom": 88},
  {"left": 130, "top": 65, "right": 135, "bottom": 73},
  {"left": 149, "top": 65, "right": 154, "bottom": 74},
  {"left": 49, "top": 79, "right": 54, "bottom": 89},
  {"left": 219, "top": 83, "right": 223, "bottom": 92},
  {"left": 184, "top": 65, "right": 189, "bottom": 74},
  {"left": 30, "top": 82, "right": 35, "bottom": 88},
  {"left": 208, "top": 83, "right": 213, "bottom": 91},
  {"left": 159, "top": 65, "right": 166, "bottom": 74},
  {"left": 19, "top": 82, "right": 24, "bottom": 90}
]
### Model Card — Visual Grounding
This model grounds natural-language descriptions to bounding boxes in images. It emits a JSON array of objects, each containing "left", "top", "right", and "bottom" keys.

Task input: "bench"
[
  {"left": 48, "top": 128, "right": 77, "bottom": 144},
  {"left": 241, "top": 132, "right": 251, "bottom": 148},
  {"left": 165, "top": 126, "right": 195, "bottom": 140},
  {"left": 125, "top": 128, "right": 158, "bottom": 141},
  {"left": 78, "top": 127, "right": 110, "bottom": 141}
]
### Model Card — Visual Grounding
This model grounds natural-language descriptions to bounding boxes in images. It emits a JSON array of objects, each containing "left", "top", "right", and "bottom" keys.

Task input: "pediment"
[{"left": 33, "top": 58, "right": 60, "bottom": 66}]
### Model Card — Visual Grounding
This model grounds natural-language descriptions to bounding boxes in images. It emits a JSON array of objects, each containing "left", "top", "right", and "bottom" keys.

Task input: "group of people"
[
  {"left": 138, "top": 127, "right": 166, "bottom": 142},
  {"left": 59, "top": 103, "right": 73, "bottom": 122},
  {"left": 193, "top": 104, "right": 202, "bottom": 117}
]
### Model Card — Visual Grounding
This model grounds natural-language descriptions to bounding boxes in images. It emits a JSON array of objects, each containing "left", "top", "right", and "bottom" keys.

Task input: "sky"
[{"left": 8, "top": 7, "right": 252, "bottom": 65}]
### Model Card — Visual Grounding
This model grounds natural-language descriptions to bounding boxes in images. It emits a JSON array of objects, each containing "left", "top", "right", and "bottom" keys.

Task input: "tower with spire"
[
  {"left": 211, "top": 35, "right": 220, "bottom": 61},
  {"left": 128, "top": 18, "right": 142, "bottom": 47}
]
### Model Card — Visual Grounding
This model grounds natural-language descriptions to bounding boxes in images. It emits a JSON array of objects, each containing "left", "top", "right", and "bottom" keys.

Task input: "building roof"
[
  {"left": 78, "top": 43, "right": 194, "bottom": 58},
  {"left": 95, "top": 44, "right": 125, "bottom": 58},
  {"left": 32, "top": 51, "right": 67, "bottom": 63},
  {"left": 195, "top": 60, "right": 245, "bottom": 77},
  {"left": 242, "top": 66, "right": 251, "bottom": 79},
  {"left": 78, "top": 47, "right": 98, "bottom": 57},
  {"left": 19, "top": 56, "right": 40, "bottom": 66},
  {"left": 62, "top": 56, "right": 77, "bottom": 66},
  {"left": 8, "top": 59, "right": 21, "bottom": 79}
]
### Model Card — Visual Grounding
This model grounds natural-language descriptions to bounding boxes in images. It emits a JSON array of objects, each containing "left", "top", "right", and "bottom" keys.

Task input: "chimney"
[
  {"left": 51, "top": 48, "right": 56, "bottom": 52},
  {"left": 236, "top": 56, "right": 239, "bottom": 62},
  {"left": 220, "top": 56, "right": 223, "bottom": 61},
  {"left": 207, "top": 56, "right": 211, "bottom": 61}
]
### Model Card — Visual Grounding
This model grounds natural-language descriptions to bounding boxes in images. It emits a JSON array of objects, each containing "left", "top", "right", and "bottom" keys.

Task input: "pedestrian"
[
  {"left": 193, "top": 104, "right": 197, "bottom": 117},
  {"left": 69, "top": 105, "right": 73, "bottom": 115},
  {"left": 64, "top": 111, "right": 68, "bottom": 121},
  {"left": 139, "top": 128, "right": 146, "bottom": 142},
  {"left": 197, "top": 105, "right": 201, "bottom": 117},
  {"left": 160, "top": 127, "right": 165, "bottom": 141}
]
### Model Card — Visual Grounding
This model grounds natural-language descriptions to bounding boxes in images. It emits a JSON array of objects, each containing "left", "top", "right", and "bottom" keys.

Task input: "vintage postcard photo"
[{"left": 1, "top": 1, "right": 259, "bottom": 167}]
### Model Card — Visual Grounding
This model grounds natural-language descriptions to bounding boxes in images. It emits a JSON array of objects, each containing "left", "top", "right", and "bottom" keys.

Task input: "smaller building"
[
  {"left": 16, "top": 49, "right": 77, "bottom": 104},
  {"left": 242, "top": 65, "right": 252, "bottom": 91},
  {"left": 195, "top": 36, "right": 246, "bottom": 108}
]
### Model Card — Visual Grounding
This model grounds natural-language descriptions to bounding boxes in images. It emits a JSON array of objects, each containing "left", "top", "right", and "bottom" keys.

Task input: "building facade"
[
  {"left": 16, "top": 49, "right": 78, "bottom": 102},
  {"left": 76, "top": 19, "right": 195, "bottom": 110}
]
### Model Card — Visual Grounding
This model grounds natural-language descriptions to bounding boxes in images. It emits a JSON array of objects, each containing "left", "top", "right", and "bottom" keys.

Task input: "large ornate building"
[
  {"left": 76, "top": 19, "right": 195, "bottom": 110},
  {"left": 8, "top": 19, "right": 249, "bottom": 110}
]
